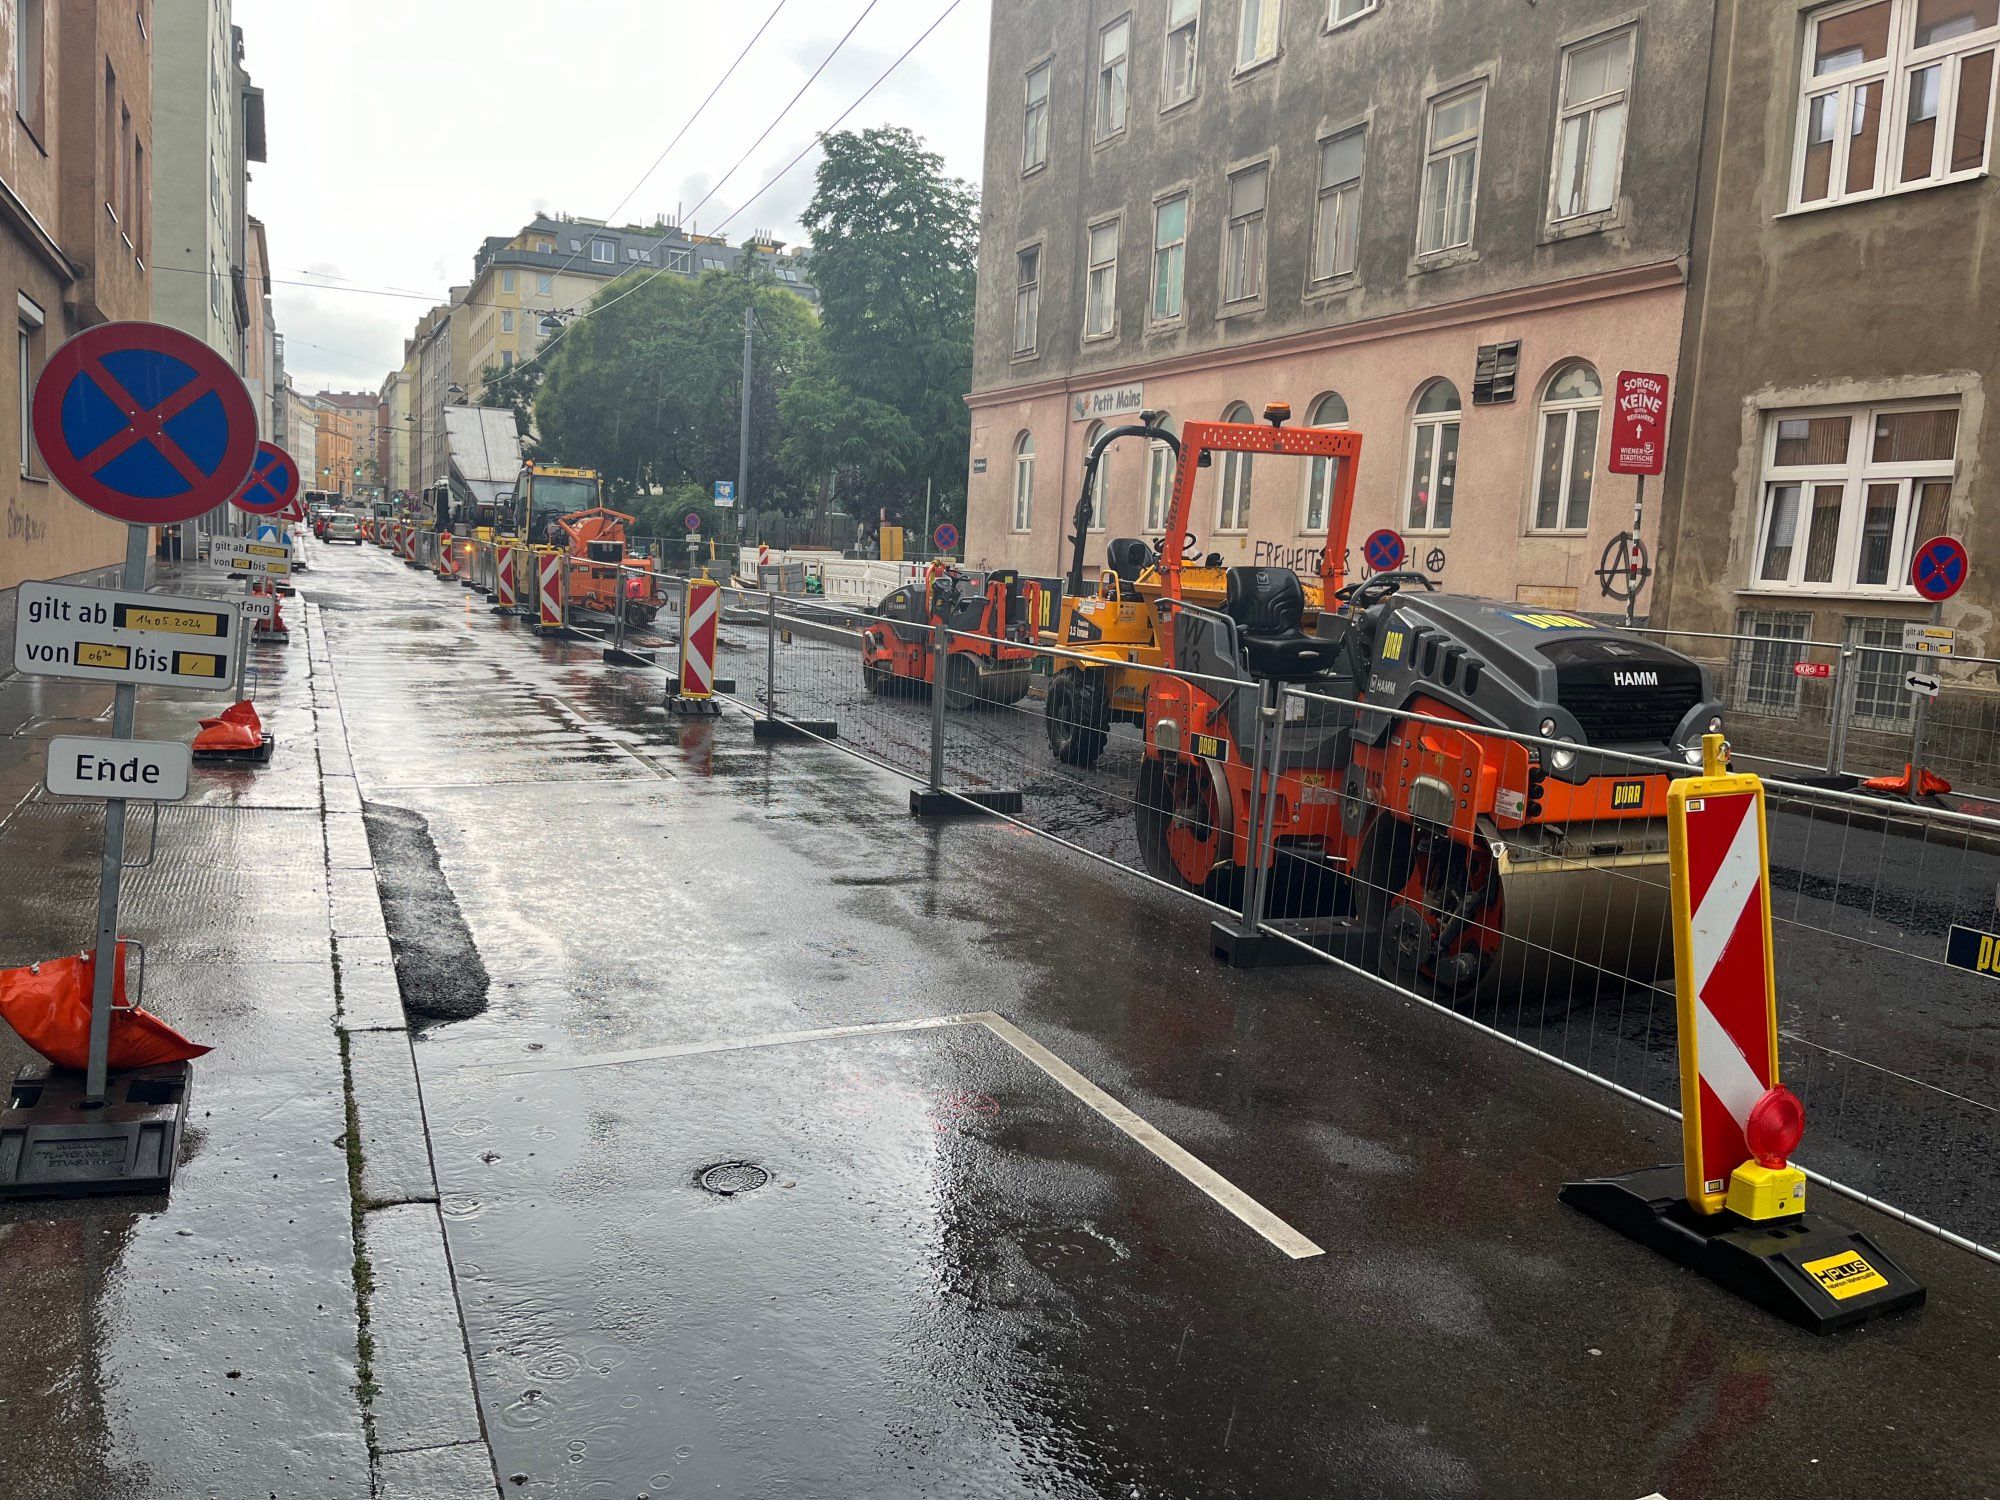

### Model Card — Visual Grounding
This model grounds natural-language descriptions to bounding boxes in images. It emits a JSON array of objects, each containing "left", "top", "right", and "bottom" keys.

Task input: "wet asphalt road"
[{"left": 312, "top": 542, "right": 2000, "bottom": 1499}]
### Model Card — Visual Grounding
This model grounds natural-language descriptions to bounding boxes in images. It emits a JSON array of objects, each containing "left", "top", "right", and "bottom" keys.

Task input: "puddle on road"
[{"left": 362, "top": 804, "right": 490, "bottom": 1022}]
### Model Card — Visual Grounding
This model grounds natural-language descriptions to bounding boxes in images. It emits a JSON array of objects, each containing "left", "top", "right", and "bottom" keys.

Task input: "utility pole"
[{"left": 737, "top": 303, "right": 753, "bottom": 548}]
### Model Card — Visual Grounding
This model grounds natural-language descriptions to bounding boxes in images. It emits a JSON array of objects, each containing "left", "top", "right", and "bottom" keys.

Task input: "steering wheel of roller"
[
  {"left": 1155, "top": 532, "right": 1201, "bottom": 565},
  {"left": 931, "top": 573, "right": 965, "bottom": 617},
  {"left": 1338, "top": 570, "right": 1439, "bottom": 610}
]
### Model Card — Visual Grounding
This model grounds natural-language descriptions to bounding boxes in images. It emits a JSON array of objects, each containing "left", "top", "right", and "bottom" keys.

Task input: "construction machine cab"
[{"left": 1104, "top": 538, "right": 1154, "bottom": 588}]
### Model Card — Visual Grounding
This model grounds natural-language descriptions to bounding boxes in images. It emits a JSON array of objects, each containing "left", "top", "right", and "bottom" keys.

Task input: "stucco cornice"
[{"left": 966, "top": 259, "right": 1688, "bottom": 411}]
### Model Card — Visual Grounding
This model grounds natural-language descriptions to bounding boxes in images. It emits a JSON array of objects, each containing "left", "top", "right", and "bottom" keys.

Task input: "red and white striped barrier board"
[
  {"left": 678, "top": 579, "right": 719, "bottom": 699},
  {"left": 496, "top": 547, "right": 517, "bottom": 609},
  {"left": 537, "top": 552, "right": 564, "bottom": 630},
  {"left": 1669, "top": 741, "right": 1782, "bottom": 1214}
]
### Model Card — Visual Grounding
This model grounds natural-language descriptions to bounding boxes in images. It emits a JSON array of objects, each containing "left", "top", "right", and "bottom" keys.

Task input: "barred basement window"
[
  {"left": 1846, "top": 614, "right": 1918, "bottom": 727},
  {"left": 1731, "top": 609, "right": 1813, "bottom": 715}
]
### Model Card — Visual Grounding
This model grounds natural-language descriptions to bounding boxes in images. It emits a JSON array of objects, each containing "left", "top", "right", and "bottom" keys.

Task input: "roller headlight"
[
  {"left": 1550, "top": 740, "right": 1578, "bottom": 773},
  {"left": 1684, "top": 746, "right": 1705, "bottom": 766},
  {"left": 1539, "top": 717, "right": 1558, "bottom": 737},
  {"left": 1707, "top": 715, "right": 1724, "bottom": 734}
]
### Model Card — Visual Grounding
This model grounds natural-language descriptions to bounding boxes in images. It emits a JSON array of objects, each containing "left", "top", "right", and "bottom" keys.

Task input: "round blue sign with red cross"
[
  {"left": 1364, "top": 528, "right": 1406, "bottom": 573},
  {"left": 31, "top": 321, "right": 258, "bottom": 527},
  {"left": 232, "top": 441, "right": 300, "bottom": 516},
  {"left": 1911, "top": 535, "right": 1969, "bottom": 603},
  {"left": 934, "top": 522, "right": 960, "bottom": 553}
]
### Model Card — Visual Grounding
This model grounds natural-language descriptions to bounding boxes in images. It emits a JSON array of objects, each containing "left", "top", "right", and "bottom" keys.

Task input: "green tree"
[{"left": 800, "top": 126, "right": 978, "bottom": 530}]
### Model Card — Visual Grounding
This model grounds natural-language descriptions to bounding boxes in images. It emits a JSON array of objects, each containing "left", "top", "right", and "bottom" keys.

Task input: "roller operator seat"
[
  {"left": 1224, "top": 567, "right": 1336, "bottom": 682},
  {"left": 1104, "top": 538, "right": 1153, "bottom": 586}
]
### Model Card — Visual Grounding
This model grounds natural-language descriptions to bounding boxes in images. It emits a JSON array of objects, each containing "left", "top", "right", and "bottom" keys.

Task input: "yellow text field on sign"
[{"left": 116, "top": 605, "right": 227, "bottom": 637}]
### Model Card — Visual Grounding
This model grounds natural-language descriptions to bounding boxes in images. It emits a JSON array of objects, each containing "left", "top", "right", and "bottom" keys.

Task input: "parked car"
[{"left": 323, "top": 512, "right": 362, "bottom": 545}]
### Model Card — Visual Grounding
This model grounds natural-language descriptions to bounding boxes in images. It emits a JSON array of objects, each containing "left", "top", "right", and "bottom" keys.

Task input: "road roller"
[
  {"left": 1136, "top": 403, "right": 1725, "bottom": 997},
  {"left": 862, "top": 564, "right": 1042, "bottom": 708}
]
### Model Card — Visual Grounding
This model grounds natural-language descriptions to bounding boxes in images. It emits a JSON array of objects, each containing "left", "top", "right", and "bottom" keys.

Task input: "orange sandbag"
[
  {"left": 194, "top": 699, "right": 264, "bottom": 752},
  {"left": 0, "top": 944, "right": 211, "bottom": 1071}
]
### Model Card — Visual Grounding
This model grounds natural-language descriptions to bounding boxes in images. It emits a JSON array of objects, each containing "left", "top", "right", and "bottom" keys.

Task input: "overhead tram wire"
[{"left": 524, "top": 0, "right": 960, "bottom": 378}]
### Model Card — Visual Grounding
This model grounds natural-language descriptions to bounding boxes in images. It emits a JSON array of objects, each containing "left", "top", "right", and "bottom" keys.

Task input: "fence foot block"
[
  {"left": 753, "top": 718, "right": 837, "bottom": 743},
  {"left": 0, "top": 1062, "right": 193, "bottom": 1200},
  {"left": 602, "top": 648, "right": 658, "bottom": 666},
  {"left": 909, "top": 788, "right": 1023, "bottom": 818},
  {"left": 1211, "top": 914, "right": 1376, "bottom": 969},
  {"left": 1559, "top": 1164, "right": 1926, "bottom": 1335}
]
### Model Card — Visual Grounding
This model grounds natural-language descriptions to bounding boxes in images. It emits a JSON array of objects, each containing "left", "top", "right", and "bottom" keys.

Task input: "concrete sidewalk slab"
[
  {"left": 348, "top": 1030, "right": 438, "bottom": 1208},
  {"left": 360, "top": 1201, "right": 485, "bottom": 1459}
]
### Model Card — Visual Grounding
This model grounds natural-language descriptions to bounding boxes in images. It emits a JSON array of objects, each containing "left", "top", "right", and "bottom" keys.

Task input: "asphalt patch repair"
[{"left": 362, "top": 803, "right": 490, "bottom": 1022}]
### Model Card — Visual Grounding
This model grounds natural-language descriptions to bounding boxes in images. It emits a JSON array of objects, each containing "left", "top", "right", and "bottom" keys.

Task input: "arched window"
[
  {"left": 1012, "top": 432, "right": 1036, "bottom": 532},
  {"left": 1533, "top": 361, "right": 1602, "bottom": 532},
  {"left": 1407, "top": 379, "right": 1461, "bottom": 531},
  {"left": 1083, "top": 421, "right": 1109, "bottom": 532},
  {"left": 1302, "top": 391, "right": 1350, "bottom": 533},
  {"left": 1216, "top": 401, "right": 1254, "bottom": 531}
]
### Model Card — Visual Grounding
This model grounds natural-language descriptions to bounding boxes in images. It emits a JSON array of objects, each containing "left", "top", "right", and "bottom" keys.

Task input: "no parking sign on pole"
[
  {"left": 31, "top": 321, "right": 259, "bottom": 526},
  {"left": 1911, "top": 535, "right": 1968, "bottom": 603},
  {"left": 232, "top": 441, "right": 300, "bottom": 518},
  {"left": 1364, "top": 529, "right": 1405, "bottom": 574}
]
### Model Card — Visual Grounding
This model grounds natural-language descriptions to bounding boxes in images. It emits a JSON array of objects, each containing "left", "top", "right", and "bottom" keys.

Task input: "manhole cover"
[{"left": 696, "top": 1161, "right": 770, "bottom": 1197}]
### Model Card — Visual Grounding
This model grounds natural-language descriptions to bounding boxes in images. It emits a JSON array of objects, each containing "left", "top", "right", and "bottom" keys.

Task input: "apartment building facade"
[
  {"left": 1655, "top": 0, "right": 2000, "bottom": 728},
  {"left": 964, "top": 0, "right": 1714, "bottom": 616},
  {"left": 2, "top": 0, "right": 152, "bottom": 609}
]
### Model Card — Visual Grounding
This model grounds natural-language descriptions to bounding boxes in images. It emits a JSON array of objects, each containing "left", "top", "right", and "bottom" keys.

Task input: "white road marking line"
[{"left": 461, "top": 1010, "right": 1325, "bottom": 1261}]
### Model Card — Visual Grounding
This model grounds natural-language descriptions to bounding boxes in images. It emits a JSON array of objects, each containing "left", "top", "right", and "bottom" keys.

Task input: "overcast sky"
[{"left": 233, "top": 0, "right": 992, "bottom": 396}]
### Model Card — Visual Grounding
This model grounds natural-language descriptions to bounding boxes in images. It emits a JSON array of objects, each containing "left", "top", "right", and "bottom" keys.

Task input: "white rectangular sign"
[
  {"left": 241, "top": 597, "right": 276, "bottom": 622},
  {"left": 1903, "top": 623, "right": 1956, "bottom": 657},
  {"left": 1070, "top": 383, "right": 1146, "bottom": 423},
  {"left": 211, "top": 537, "right": 293, "bottom": 577},
  {"left": 1905, "top": 670, "right": 1943, "bottom": 699},
  {"left": 13, "top": 581, "right": 238, "bottom": 690},
  {"left": 45, "top": 737, "right": 191, "bottom": 802}
]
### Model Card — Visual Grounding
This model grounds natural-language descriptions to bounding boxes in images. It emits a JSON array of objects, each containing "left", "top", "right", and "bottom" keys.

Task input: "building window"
[
  {"left": 1552, "top": 28, "right": 1635, "bottom": 223},
  {"left": 501, "top": 311, "right": 515, "bottom": 333},
  {"left": 627, "top": 247, "right": 641, "bottom": 261},
  {"left": 570, "top": 238, "right": 582, "bottom": 252},
  {"left": 1097, "top": 18, "right": 1131, "bottom": 142},
  {"left": 1024, "top": 62, "right": 1052, "bottom": 172},
  {"left": 1407, "top": 379, "right": 1462, "bottom": 531},
  {"left": 1152, "top": 194, "right": 1188, "bottom": 321},
  {"left": 667, "top": 249, "right": 692, "bottom": 273},
  {"left": 1311, "top": 128, "right": 1364, "bottom": 283},
  {"left": 1013, "top": 247, "right": 1042, "bottom": 355},
  {"left": 1329, "top": 0, "right": 1377, "bottom": 25},
  {"left": 1146, "top": 440, "right": 1175, "bottom": 532},
  {"left": 1795, "top": 0, "right": 1997, "bottom": 210},
  {"left": 1224, "top": 164, "right": 1268, "bottom": 304},
  {"left": 1419, "top": 84, "right": 1485, "bottom": 255},
  {"left": 702, "top": 256, "right": 726, "bottom": 271},
  {"left": 500, "top": 350, "right": 515, "bottom": 372},
  {"left": 1164, "top": 0, "right": 1201, "bottom": 109},
  {"left": 1302, "top": 392, "right": 1350, "bottom": 533},
  {"left": 16, "top": 0, "right": 46, "bottom": 140},
  {"left": 538, "top": 273, "right": 553, "bottom": 294},
  {"left": 1532, "top": 362, "right": 1603, "bottom": 532},
  {"left": 19, "top": 303, "right": 45, "bottom": 476},
  {"left": 1238, "top": 0, "right": 1281, "bottom": 69},
  {"left": 1085, "top": 220, "right": 1120, "bottom": 337},
  {"left": 501, "top": 270, "right": 517, "bottom": 292},
  {"left": 639, "top": 250, "right": 652, "bottom": 263},
  {"left": 1013, "top": 432, "right": 1036, "bottom": 532},
  {"left": 1472, "top": 340, "right": 1521, "bottom": 405},
  {"left": 1084, "top": 422, "right": 1110, "bottom": 531},
  {"left": 1216, "top": 402, "right": 1255, "bottom": 531},
  {"left": 1846, "top": 614, "right": 1920, "bottom": 726},
  {"left": 1753, "top": 402, "right": 1958, "bottom": 593},
  {"left": 1730, "top": 608, "right": 1814, "bottom": 715},
  {"left": 591, "top": 239, "right": 615, "bottom": 264},
  {"left": 103, "top": 64, "right": 118, "bottom": 217},
  {"left": 133, "top": 141, "right": 146, "bottom": 258}
]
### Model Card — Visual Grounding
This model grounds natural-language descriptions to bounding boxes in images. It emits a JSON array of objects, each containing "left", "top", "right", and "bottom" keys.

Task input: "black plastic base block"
[
  {"left": 0, "top": 1062, "right": 193, "bottom": 1199},
  {"left": 490, "top": 603, "right": 516, "bottom": 614},
  {"left": 251, "top": 629, "right": 291, "bottom": 644},
  {"left": 664, "top": 695, "right": 723, "bottom": 718},
  {"left": 1213, "top": 914, "right": 1375, "bottom": 969},
  {"left": 603, "top": 647, "right": 658, "bottom": 666},
  {"left": 753, "top": 718, "right": 838, "bottom": 743},
  {"left": 193, "top": 732, "right": 276, "bottom": 766},
  {"left": 909, "top": 788, "right": 1025, "bottom": 818},
  {"left": 1560, "top": 1164, "right": 1926, "bottom": 1335}
]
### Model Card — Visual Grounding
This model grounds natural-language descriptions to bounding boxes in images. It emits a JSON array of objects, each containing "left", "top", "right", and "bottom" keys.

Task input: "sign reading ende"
[
  {"left": 45, "top": 737, "right": 191, "bottom": 802},
  {"left": 13, "top": 581, "right": 238, "bottom": 690},
  {"left": 1070, "top": 384, "right": 1145, "bottom": 423},
  {"left": 1609, "top": 370, "right": 1671, "bottom": 476}
]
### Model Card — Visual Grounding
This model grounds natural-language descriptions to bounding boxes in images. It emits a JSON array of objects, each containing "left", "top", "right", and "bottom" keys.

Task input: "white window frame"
[
  {"left": 1301, "top": 392, "right": 1349, "bottom": 533},
  {"left": 1529, "top": 363, "right": 1604, "bottom": 535},
  {"left": 1012, "top": 433, "right": 1036, "bottom": 533},
  {"left": 591, "top": 239, "right": 615, "bottom": 264},
  {"left": 1145, "top": 440, "right": 1176, "bottom": 533},
  {"left": 667, "top": 248, "right": 693, "bottom": 273},
  {"left": 1085, "top": 218, "right": 1121, "bottom": 339},
  {"left": 1749, "top": 400, "right": 1960, "bottom": 597},
  {"left": 1216, "top": 403, "right": 1255, "bottom": 532},
  {"left": 1790, "top": 0, "right": 2000, "bottom": 213},
  {"left": 1096, "top": 16, "right": 1132, "bottom": 143},
  {"left": 1223, "top": 162, "right": 1269, "bottom": 306},
  {"left": 1310, "top": 127, "right": 1365, "bottom": 285},
  {"left": 1014, "top": 245, "right": 1042, "bottom": 356},
  {"left": 1152, "top": 193, "right": 1189, "bottom": 322},
  {"left": 1406, "top": 382, "right": 1462, "bottom": 534},
  {"left": 1163, "top": 0, "right": 1201, "bottom": 110},
  {"left": 1237, "top": 0, "right": 1282, "bottom": 72},
  {"left": 1084, "top": 423, "right": 1110, "bottom": 532},
  {"left": 501, "top": 310, "right": 515, "bottom": 334},
  {"left": 501, "top": 270, "right": 516, "bottom": 293},
  {"left": 537, "top": 273, "right": 553, "bottom": 294},
  {"left": 1024, "top": 61, "right": 1053, "bottom": 173},
  {"left": 1548, "top": 26, "right": 1635, "bottom": 226},
  {"left": 1418, "top": 83, "right": 1486, "bottom": 256},
  {"left": 1327, "top": 0, "right": 1377, "bottom": 30}
]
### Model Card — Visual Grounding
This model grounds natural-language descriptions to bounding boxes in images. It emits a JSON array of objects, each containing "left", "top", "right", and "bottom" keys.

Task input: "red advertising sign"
[
  {"left": 1792, "top": 661, "right": 1833, "bottom": 679},
  {"left": 1610, "top": 370, "right": 1671, "bottom": 477}
]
